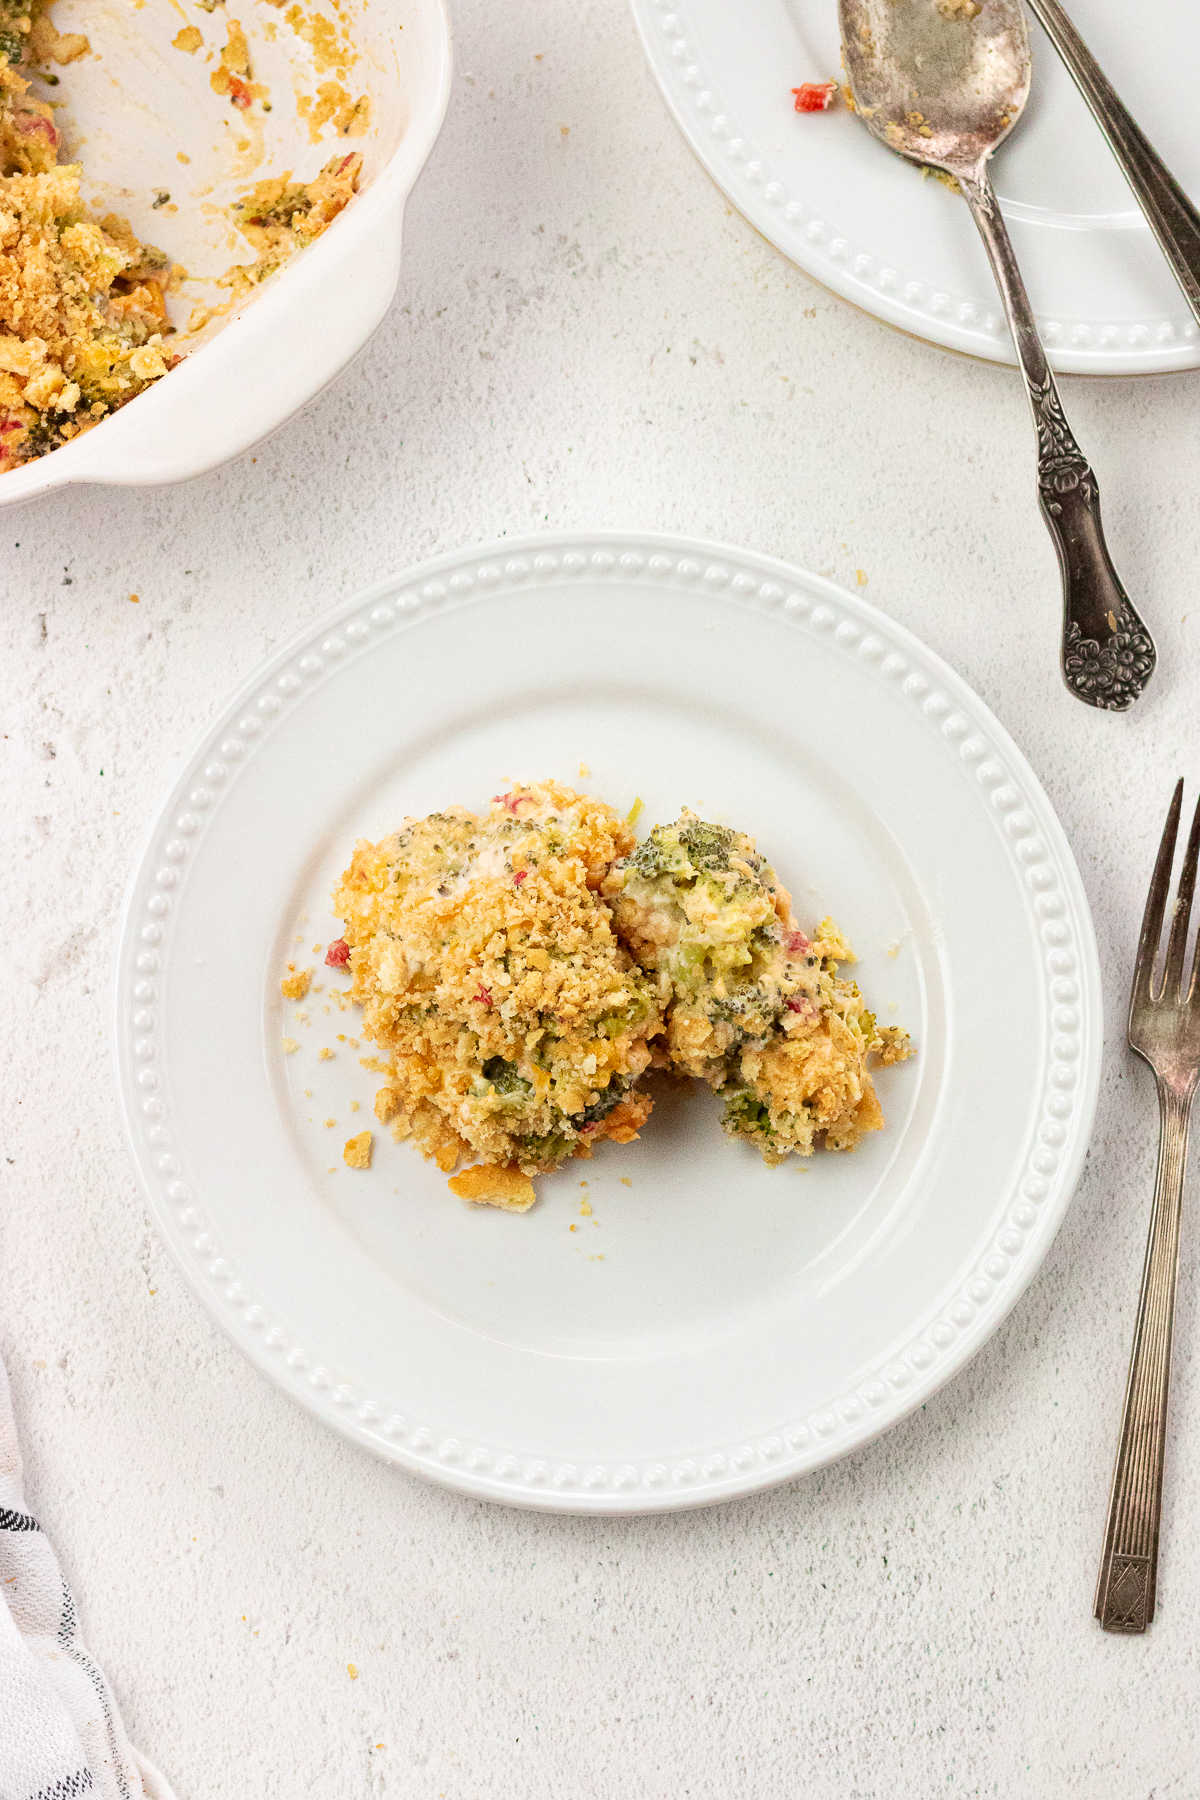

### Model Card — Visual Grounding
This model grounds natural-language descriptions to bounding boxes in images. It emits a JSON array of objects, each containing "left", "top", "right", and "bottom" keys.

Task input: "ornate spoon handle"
[
  {"left": 957, "top": 166, "right": 1156, "bottom": 712},
  {"left": 1025, "top": 0, "right": 1200, "bottom": 326}
]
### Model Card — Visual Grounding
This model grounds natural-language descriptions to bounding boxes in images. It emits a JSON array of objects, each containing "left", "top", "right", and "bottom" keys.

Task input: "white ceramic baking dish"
[{"left": 0, "top": 0, "right": 451, "bottom": 507}]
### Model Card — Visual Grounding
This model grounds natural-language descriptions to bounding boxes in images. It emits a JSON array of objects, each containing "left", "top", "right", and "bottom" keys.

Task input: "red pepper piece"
[{"left": 792, "top": 81, "right": 838, "bottom": 113}]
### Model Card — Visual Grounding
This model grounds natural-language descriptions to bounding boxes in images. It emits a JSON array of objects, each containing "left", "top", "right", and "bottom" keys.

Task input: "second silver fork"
[{"left": 1095, "top": 781, "right": 1200, "bottom": 1632}]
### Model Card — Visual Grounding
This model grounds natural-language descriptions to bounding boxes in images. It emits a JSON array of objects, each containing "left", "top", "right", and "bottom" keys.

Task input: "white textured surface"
[{"left": 2, "top": 0, "right": 1200, "bottom": 1790}]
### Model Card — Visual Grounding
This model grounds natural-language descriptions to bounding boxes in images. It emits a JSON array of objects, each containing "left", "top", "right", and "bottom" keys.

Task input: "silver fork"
[{"left": 1095, "top": 780, "right": 1200, "bottom": 1632}]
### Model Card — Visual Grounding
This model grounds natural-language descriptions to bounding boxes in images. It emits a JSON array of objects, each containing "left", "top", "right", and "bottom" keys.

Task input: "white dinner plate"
[
  {"left": 630, "top": 0, "right": 1200, "bottom": 374},
  {"left": 115, "top": 532, "right": 1101, "bottom": 1511}
]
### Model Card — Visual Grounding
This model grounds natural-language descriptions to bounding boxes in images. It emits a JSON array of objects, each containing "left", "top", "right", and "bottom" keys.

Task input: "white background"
[{"left": 2, "top": 0, "right": 1198, "bottom": 1792}]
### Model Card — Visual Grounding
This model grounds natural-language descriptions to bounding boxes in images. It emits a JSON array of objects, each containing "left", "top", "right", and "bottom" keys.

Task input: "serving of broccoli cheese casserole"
[
  {"left": 326, "top": 784, "right": 912, "bottom": 1210},
  {"left": 603, "top": 812, "right": 910, "bottom": 1163},
  {"left": 331, "top": 783, "right": 665, "bottom": 1212}
]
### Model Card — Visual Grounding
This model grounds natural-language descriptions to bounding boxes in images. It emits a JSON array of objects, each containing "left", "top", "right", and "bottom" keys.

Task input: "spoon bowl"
[{"left": 843, "top": 0, "right": 1030, "bottom": 176}]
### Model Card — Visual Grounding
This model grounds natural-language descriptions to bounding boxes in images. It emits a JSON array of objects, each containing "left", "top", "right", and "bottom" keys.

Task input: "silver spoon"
[{"left": 839, "top": 0, "right": 1156, "bottom": 713}]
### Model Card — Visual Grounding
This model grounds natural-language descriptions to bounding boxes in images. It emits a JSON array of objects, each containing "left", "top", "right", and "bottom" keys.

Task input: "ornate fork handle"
[
  {"left": 1025, "top": 0, "right": 1200, "bottom": 326},
  {"left": 956, "top": 167, "right": 1156, "bottom": 711},
  {"left": 1095, "top": 1079, "right": 1195, "bottom": 1631}
]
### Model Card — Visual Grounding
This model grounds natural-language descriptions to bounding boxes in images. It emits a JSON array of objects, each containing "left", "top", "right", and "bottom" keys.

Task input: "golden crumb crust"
[{"left": 333, "top": 782, "right": 664, "bottom": 1184}]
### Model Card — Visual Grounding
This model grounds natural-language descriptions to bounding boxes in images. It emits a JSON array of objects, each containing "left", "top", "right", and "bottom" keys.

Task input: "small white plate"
[
  {"left": 115, "top": 533, "right": 1101, "bottom": 1511},
  {"left": 630, "top": 0, "right": 1200, "bottom": 374}
]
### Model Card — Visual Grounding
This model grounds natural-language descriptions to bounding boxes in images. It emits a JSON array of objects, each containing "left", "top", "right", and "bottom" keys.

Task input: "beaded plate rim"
[
  {"left": 114, "top": 530, "right": 1103, "bottom": 1511},
  {"left": 629, "top": 0, "right": 1200, "bottom": 376}
]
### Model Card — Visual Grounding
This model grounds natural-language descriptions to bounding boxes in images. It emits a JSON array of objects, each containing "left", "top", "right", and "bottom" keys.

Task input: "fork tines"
[{"left": 1133, "top": 781, "right": 1200, "bottom": 1015}]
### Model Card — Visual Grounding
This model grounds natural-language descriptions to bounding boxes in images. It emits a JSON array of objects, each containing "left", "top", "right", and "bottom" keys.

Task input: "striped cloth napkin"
[{"left": 0, "top": 1354, "right": 176, "bottom": 1800}]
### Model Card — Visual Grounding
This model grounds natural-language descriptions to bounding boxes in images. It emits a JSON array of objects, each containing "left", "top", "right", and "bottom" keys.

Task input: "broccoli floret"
[
  {"left": 676, "top": 816, "right": 739, "bottom": 872},
  {"left": 721, "top": 1090, "right": 774, "bottom": 1140},
  {"left": 481, "top": 1057, "right": 532, "bottom": 1101},
  {"left": 625, "top": 815, "right": 746, "bottom": 883},
  {"left": 517, "top": 1128, "right": 572, "bottom": 1164},
  {"left": 569, "top": 1076, "right": 630, "bottom": 1129},
  {"left": 708, "top": 988, "right": 778, "bottom": 1049},
  {"left": 626, "top": 829, "right": 677, "bottom": 881},
  {"left": 17, "top": 414, "right": 68, "bottom": 461}
]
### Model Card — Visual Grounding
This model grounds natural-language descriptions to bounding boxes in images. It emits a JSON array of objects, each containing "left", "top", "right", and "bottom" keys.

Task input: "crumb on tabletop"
[
  {"left": 447, "top": 1164, "right": 537, "bottom": 1213},
  {"left": 373, "top": 1085, "right": 400, "bottom": 1123},
  {"left": 281, "top": 1036, "right": 299, "bottom": 1055},
  {"left": 346, "top": 1662, "right": 359, "bottom": 1680},
  {"left": 343, "top": 1131, "right": 373, "bottom": 1170},
  {"left": 317, "top": 1046, "right": 334, "bottom": 1062},
  {"left": 172, "top": 24, "right": 203, "bottom": 53},
  {"left": 280, "top": 966, "right": 311, "bottom": 1001}
]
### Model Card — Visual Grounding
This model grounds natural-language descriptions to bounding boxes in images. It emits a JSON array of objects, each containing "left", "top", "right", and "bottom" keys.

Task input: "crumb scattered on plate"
[
  {"left": 343, "top": 1130, "right": 373, "bottom": 1170},
  {"left": 447, "top": 1163, "right": 536, "bottom": 1212}
]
